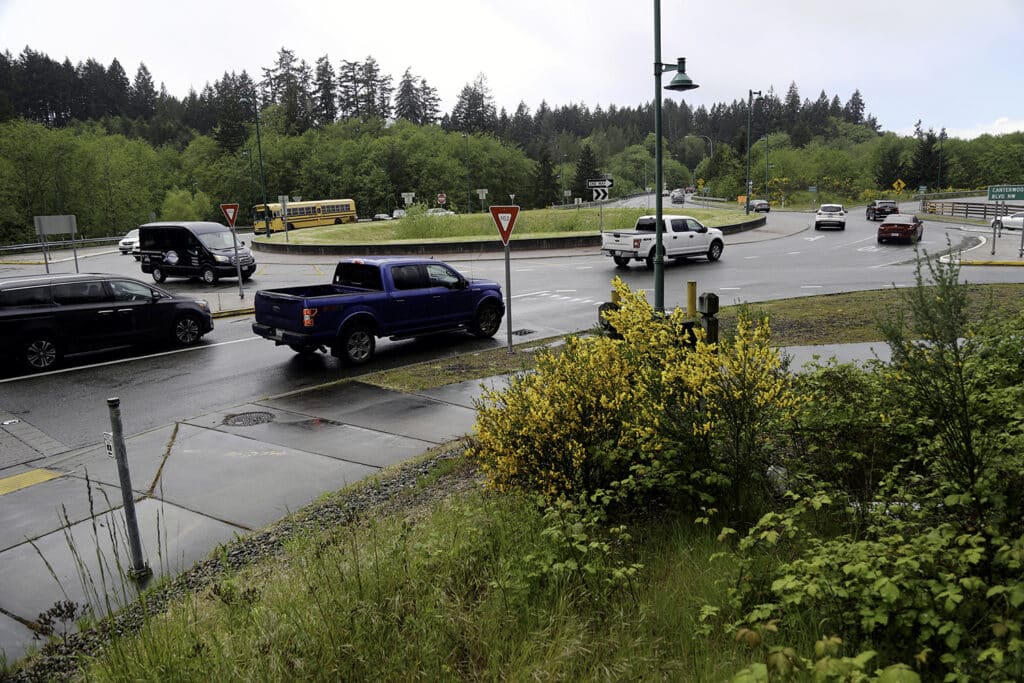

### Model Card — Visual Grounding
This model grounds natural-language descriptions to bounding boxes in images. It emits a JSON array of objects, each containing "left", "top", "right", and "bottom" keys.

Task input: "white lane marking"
[
  {"left": 805, "top": 236, "right": 825, "bottom": 241},
  {"left": 800, "top": 285, "right": 824, "bottom": 289},
  {"left": 555, "top": 289, "right": 577, "bottom": 293},
  {"left": 744, "top": 256, "right": 760, "bottom": 260},
  {"left": 0, "top": 337, "right": 260, "bottom": 384},
  {"left": 720, "top": 287, "right": 742, "bottom": 290},
  {"left": 511, "top": 290, "right": 549, "bottom": 299},
  {"left": 786, "top": 251, "right": 801, "bottom": 255}
]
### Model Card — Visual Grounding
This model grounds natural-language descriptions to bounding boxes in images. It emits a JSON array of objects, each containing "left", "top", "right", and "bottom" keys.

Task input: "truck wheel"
[
  {"left": 707, "top": 240, "right": 723, "bottom": 262},
  {"left": 152, "top": 267, "right": 166, "bottom": 283},
  {"left": 645, "top": 248, "right": 656, "bottom": 270},
  {"left": 23, "top": 336, "right": 60, "bottom": 371},
  {"left": 470, "top": 301, "right": 502, "bottom": 338},
  {"left": 201, "top": 267, "right": 218, "bottom": 285},
  {"left": 337, "top": 323, "right": 375, "bottom": 365},
  {"left": 612, "top": 256, "right": 630, "bottom": 268}
]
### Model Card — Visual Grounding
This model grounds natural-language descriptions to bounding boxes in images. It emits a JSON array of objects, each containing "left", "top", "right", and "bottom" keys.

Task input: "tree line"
[{"left": 0, "top": 45, "right": 1022, "bottom": 245}]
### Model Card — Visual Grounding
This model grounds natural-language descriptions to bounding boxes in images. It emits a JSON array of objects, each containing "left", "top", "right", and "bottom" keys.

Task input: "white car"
[
  {"left": 118, "top": 229, "right": 140, "bottom": 259},
  {"left": 426, "top": 208, "right": 455, "bottom": 216},
  {"left": 992, "top": 212, "right": 1024, "bottom": 230},
  {"left": 814, "top": 204, "right": 846, "bottom": 230}
]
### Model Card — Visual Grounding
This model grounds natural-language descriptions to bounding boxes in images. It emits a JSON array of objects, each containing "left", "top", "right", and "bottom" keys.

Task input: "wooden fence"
[{"left": 920, "top": 200, "right": 1024, "bottom": 221}]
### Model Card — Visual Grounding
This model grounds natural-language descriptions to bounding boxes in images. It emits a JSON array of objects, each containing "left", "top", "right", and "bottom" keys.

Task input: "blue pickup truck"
[{"left": 251, "top": 257, "right": 505, "bottom": 364}]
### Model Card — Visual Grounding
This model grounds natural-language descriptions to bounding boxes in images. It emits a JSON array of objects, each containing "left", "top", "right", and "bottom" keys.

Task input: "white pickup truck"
[{"left": 601, "top": 215, "right": 725, "bottom": 268}]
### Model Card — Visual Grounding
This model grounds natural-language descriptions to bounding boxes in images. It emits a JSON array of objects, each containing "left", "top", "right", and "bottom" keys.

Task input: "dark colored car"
[
  {"left": 0, "top": 273, "right": 213, "bottom": 371},
  {"left": 877, "top": 214, "right": 923, "bottom": 244},
  {"left": 866, "top": 199, "right": 899, "bottom": 221},
  {"left": 750, "top": 199, "right": 770, "bottom": 213}
]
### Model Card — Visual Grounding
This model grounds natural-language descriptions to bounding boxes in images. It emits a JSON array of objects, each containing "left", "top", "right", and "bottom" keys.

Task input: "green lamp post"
[{"left": 653, "top": 0, "right": 699, "bottom": 313}]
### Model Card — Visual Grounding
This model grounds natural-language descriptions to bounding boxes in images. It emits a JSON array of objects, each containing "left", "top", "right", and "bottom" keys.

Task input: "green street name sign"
[{"left": 988, "top": 184, "right": 1024, "bottom": 201}]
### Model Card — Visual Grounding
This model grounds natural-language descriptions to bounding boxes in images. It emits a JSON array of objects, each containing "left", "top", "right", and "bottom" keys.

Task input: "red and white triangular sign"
[
  {"left": 220, "top": 203, "right": 240, "bottom": 228},
  {"left": 489, "top": 205, "right": 520, "bottom": 245}
]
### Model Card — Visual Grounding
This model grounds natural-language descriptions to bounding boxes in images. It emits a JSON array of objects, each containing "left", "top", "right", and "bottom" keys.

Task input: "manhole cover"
[
  {"left": 512, "top": 328, "right": 535, "bottom": 336},
  {"left": 222, "top": 411, "right": 274, "bottom": 427}
]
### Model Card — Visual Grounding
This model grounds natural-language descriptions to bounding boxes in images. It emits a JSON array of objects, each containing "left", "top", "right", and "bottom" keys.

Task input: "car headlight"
[
  {"left": 214, "top": 254, "right": 229, "bottom": 263},
  {"left": 194, "top": 299, "right": 210, "bottom": 311}
]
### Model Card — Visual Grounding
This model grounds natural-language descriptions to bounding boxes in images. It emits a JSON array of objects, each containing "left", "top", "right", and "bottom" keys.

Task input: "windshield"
[{"left": 197, "top": 230, "right": 239, "bottom": 250}]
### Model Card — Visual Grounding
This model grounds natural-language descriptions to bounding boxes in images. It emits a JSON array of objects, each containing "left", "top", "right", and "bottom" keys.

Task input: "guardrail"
[
  {"left": 0, "top": 237, "right": 121, "bottom": 255},
  {"left": 919, "top": 201, "right": 1024, "bottom": 221}
]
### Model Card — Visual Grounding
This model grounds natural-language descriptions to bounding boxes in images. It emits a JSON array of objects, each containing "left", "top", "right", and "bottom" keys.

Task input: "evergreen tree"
[
  {"left": 417, "top": 77, "right": 440, "bottom": 124},
  {"left": 843, "top": 89, "right": 865, "bottom": 124},
  {"left": 129, "top": 63, "right": 157, "bottom": 119},
  {"left": 336, "top": 59, "right": 362, "bottom": 119},
  {"left": 106, "top": 58, "right": 131, "bottom": 117},
  {"left": 449, "top": 73, "right": 496, "bottom": 133},
  {"left": 530, "top": 147, "right": 559, "bottom": 208},
  {"left": 312, "top": 55, "right": 337, "bottom": 126},
  {"left": 572, "top": 143, "right": 601, "bottom": 199},
  {"left": 394, "top": 67, "right": 420, "bottom": 123}
]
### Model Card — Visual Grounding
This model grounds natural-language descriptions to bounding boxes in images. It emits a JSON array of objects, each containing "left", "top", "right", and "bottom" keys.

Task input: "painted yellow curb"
[
  {"left": 0, "top": 469, "right": 63, "bottom": 495},
  {"left": 960, "top": 260, "right": 1024, "bottom": 266}
]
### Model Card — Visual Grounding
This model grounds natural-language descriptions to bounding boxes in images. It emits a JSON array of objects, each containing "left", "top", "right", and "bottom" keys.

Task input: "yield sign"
[
  {"left": 489, "top": 205, "right": 520, "bottom": 245},
  {"left": 220, "top": 203, "right": 240, "bottom": 227}
]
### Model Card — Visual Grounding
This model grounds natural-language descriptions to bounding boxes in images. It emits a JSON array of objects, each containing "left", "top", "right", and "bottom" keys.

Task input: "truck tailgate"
[
  {"left": 602, "top": 232, "right": 641, "bottom": 250},
  {"left": 253, "top": 291, "right": 309, "bottom": 332}
]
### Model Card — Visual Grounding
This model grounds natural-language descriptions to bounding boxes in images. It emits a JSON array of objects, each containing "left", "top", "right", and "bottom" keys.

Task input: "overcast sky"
[{"left": 2, "top": 0, "right": 1021, "bottom": 140}]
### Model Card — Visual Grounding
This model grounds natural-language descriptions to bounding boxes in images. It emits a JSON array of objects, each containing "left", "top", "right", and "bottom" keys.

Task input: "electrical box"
[{"left": 697, "top": 292, "right": 719, "bottom": 316}]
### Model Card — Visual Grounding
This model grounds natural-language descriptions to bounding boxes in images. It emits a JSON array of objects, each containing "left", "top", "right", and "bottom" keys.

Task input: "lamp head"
[{"left": 665, "top": 58, "right": 699, "bottom": 92}]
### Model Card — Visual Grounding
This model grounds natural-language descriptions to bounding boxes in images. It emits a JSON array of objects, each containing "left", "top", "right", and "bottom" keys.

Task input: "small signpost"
[
  {"left": 278, "top": 194, "right": 290, "bottom": 243},
  {"left": 401, "top": 192, "right": 415, "bottom": 206},
  {"left": 437, "top": 192, "right": 447, "bottom": 206},
  {"left": 220, "top": 203, "right": 244, "bottom": 299},
  {"left": 587, "top": 177, "right": 614, "bottom": 229},
  {"left": 489, "top": 205, "right": 520, "bottom": 353},
  {"left": 33, "top": 215, "right": 80, "bottom": 273}
]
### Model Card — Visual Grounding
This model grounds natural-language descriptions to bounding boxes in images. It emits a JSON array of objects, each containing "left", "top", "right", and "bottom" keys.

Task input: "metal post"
[
  {"left": 250, "top": 98, "right": 271, "bottom": 239},
  {"left": 745, "top": 89, "right": 761, "bottom": 214},
  {"left": 504, "top": 244, "right": 513, "bottom": 353},
  {"left": 106, "top": 397, "right": 151, "bottom": 581},
  {"left": 653, "top": 0, "right": 666, "bottom": 312},
  {"left": 687, "top": 281, "right": 697, "bottom": 319}
]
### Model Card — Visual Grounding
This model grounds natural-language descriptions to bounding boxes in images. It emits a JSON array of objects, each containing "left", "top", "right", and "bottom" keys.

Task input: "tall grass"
[{"left": 79, "top": 464, "right": 761, "bottom": 681}]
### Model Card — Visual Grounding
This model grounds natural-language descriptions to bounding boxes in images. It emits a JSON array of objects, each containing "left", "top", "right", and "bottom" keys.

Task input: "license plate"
[{"left": 268, "top": 328, "right": 283, "bottom": 341}]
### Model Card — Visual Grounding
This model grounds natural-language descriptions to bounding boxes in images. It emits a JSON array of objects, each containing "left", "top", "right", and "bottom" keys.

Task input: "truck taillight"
[
  {"left": 303, "top": 308, "right": 318, "bottom": 327},
  {"left": 633, "top": 238, "right": 641, "bottom": 249}
]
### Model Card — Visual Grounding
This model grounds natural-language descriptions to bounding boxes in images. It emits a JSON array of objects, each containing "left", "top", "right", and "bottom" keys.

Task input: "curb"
[
  {"left": 213, "top": 307, "right": 254, "bottom": 318},
  {"left": 959, "top": 260, "right": 1024, "bottom": 266}
]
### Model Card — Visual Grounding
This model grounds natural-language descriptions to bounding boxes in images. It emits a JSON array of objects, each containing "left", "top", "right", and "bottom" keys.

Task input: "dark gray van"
[
  {"left": 139, "top": 221, "right": 256, "bottom": 285},
  {"left": 0, "top": 273, "right": 213, "bottom": 371}
]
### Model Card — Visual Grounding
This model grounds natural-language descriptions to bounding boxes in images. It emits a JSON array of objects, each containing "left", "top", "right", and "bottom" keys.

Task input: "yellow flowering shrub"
[{"left": 470, "top": 278, "right": 805, "bottom": 520}]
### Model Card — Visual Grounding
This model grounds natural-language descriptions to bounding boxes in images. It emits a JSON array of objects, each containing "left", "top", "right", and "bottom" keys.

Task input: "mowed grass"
[{"left": 255, "top": 206, "right": 757, "bottom": 245}]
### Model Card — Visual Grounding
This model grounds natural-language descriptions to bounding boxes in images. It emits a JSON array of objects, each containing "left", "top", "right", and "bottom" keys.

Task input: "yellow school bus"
[{"left": 251, "top": 199, "right": 357, "bottom": 232}]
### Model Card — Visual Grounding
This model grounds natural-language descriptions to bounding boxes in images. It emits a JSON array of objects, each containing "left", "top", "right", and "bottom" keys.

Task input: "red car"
[{"left": 877, "top": 214, "right": 923, "bottom": 244}]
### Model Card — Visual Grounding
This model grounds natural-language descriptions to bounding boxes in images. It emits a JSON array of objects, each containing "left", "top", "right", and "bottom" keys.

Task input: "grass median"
[{"left": 254, "top": 206, "right": 757, "bottom": 245}]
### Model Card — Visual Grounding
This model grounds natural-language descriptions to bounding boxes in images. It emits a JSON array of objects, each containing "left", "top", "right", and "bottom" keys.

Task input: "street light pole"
[
  {"left": 463, "top": 133, "right": 471, "bottom": 213},
  {"left": 764, "top": 135, "right": 769, "bottom": 198},
  {"left": 653, "top": 0, "right": 698, "bottom": 312},
  {"left": 243, "top": 95, "right": 271, "bottom": 237},
  {"left": 745, "top": 88, "right": 761, "bottom": 215}
]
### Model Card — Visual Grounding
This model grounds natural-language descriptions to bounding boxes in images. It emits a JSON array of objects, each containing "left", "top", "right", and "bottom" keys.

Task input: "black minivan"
[
  {"left": 0, "top": 273, "right": 213, "bottom": 371},
  {"left": 139, "top": 221, "right": 256, "bottom": 284}
]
